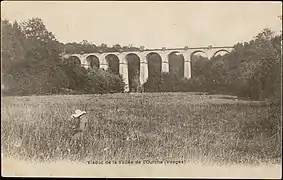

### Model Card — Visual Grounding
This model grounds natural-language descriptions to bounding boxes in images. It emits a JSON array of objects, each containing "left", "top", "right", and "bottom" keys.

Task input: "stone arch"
[
  {"left": 126, "top": 53, "right": 141, "bottom": 92},
  {"left": 190, "top": 50, "right": 208, "bottom": 78},
  {"left": 168, "top": 51, "right": 185, "bottom": 78},
  {"left": 212, "top": 49, "right": 230, "bottom": 58},
  {"left": 146, "top": 52, "right": 162, "bottom": 75},
  {"left": 190, "top": 50, "right": 208, "bottom": 77},
  {"left": 68, "top": 56, "right": 81, "bottom": 66},
  {"left": 190, "top": 50, "right": 207, "bottom": 59},
  {"left": 105, "top": 54, "right": 119, "bottom": 75},
  {"left": 145, "top": 52, "right": 162, "bottom": 92},
  {"left": 86, "top": 55, "right": 100, "bottom": 69}
]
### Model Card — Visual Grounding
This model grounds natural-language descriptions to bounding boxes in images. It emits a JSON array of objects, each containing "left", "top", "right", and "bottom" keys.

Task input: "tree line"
[
  {"left": 1, "top": 17, "right": 282, "bottom": 102},
  {"left": 142, "top": 27, "right": 281, "bottom": 103},
  {"left": 1, "top": 18, "right": 125, "bottom": 95}
]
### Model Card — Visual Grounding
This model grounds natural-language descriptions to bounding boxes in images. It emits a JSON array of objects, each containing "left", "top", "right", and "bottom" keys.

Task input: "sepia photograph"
[{"left": 1, "top": 1, "right": 282, "bottom": 178}]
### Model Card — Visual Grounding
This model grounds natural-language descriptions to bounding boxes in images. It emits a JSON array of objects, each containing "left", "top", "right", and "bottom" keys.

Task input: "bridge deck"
[{"left": 63, "top": 46, "right": 234, "bottom": 55}]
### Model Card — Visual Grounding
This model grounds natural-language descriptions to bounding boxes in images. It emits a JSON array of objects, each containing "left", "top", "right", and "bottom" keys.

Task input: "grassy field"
[{"left": 1, "top": 93, "right": 281, "bottom": 166}]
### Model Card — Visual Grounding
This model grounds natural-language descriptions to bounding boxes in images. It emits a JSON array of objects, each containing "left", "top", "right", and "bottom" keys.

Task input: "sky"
[{"left": 1, "top": 1, "right": 282, "bottom": 49}]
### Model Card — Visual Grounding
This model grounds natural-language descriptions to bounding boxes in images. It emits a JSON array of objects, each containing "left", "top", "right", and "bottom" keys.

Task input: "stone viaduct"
[{"left": 62, "top": 46, "right": 234, "bottom": 92}]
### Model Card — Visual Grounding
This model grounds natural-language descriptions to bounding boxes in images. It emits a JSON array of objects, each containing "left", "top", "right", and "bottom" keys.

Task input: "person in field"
[{"left": 67, "top": 109, "right": 89, "bottom": 154}]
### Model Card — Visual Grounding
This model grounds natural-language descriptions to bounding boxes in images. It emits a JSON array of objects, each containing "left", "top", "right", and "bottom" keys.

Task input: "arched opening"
[
  {"left": 144, "top": 52, "right": 162, "bottom": 92},
  {"left": 105, "top": 54, "right": 119, "bottom": 75},
  {"left": 68, "top": 56, "right": 81, "bottom": 66},
  {"left": 190, "top": 51, "right": 208, "bottom": 78},
  {"left": 126, "top": 53, "right": 140, "bottom": 92},
  {"left": 212, "top": 49, "right": 230, "bottom": 58},
  {"left": 168, "top": 51, "right": 185, "bottom": 78},
  {"left": 190, "top": 50, "right": 207, "bottom": 61},
  {"left": 86, "top": 55, "right": 100, "bottom": 69}
]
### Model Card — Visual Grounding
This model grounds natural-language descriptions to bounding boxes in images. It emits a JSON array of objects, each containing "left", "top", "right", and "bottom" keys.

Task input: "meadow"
[{"left": 1, "top": 93, "right": 281, "bottom": 166}]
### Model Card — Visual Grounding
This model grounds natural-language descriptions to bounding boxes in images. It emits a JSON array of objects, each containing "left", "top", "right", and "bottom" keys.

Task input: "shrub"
[{"left": 86, "top": 68, "right": 125, "bottom": 94}]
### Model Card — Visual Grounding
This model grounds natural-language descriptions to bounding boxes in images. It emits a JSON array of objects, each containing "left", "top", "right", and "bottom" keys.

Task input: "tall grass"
[{"left": 1, "top": 93, "right": 281, "bottom": 165}]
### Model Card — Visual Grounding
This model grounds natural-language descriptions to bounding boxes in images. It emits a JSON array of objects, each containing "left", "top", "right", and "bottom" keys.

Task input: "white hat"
[{"left": 71, "top": 109, "right": 86, "bottom": 118}]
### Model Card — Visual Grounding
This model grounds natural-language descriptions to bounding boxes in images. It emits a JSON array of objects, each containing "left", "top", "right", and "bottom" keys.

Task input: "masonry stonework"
[{"left": 62, "top": 46, "right": 233, "bottom": 92}]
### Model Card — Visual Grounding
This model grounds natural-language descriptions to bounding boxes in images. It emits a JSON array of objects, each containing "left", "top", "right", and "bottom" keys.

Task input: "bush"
[
  {"left": 86, "top": 68, "right": 125, "bottom": 94},
  {"left": 2, "top": 61, "right": 125, "bottom": 96},
  {"left": 159, "top": 72, "right": 182, "bottom": 92}
]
